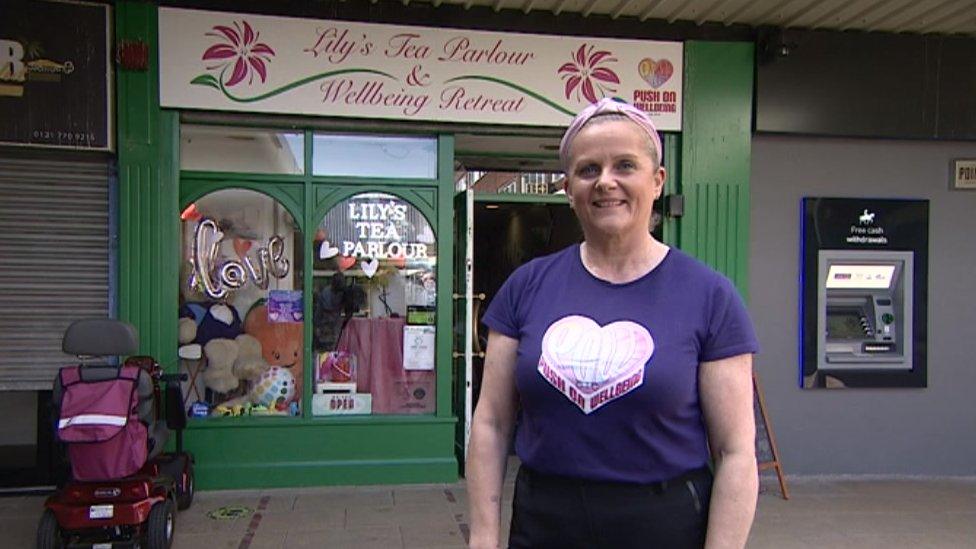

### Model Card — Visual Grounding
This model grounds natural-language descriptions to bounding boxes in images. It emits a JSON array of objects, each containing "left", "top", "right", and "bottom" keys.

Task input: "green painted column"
[
  {"left": 679, "top": 41, "right": 755, "bottom": 299},
  {"left": 116, "top": 1, "right": 179, "bottom": 365}
]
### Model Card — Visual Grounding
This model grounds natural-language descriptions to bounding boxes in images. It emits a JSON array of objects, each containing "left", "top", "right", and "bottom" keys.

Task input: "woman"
[{"left": 467, "top": 98, "right": 759, "bottom": 549}]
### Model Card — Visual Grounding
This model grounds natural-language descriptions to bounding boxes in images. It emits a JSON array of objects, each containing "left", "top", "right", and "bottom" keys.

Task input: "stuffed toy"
[
  {"left": 181, "top": 301, "right": 255, "bottom": 394},
  {"left": 179, "top": 317, "right": 198, "bottom": 345},
  {"left": 201, "top": 338, "right": 241, "bottom": 394},
  {"left": 179, "top": 302, "right": 243, "bottom": 347},
  {"left": 203, "top": 333, "right": 269, "bottom": 399},
  {"left": 245, "top": 303, "right": 304, "bottom": 410}
]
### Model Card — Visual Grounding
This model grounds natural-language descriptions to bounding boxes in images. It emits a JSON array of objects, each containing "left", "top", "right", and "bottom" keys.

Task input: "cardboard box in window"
[
  {"left": 312, "top": 393, "right": 372, "bottom": 416},
  {"left": 316, "top": 382, "right": 356, "bottom": 394}
]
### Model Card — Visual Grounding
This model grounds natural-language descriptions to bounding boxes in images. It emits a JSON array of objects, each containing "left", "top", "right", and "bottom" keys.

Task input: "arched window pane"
[
  {"left": 179, "top": 189, "right": 305, "bottom": 419},
  {"left": 312, "top": 193, "right": 437, "bottom": 415}
]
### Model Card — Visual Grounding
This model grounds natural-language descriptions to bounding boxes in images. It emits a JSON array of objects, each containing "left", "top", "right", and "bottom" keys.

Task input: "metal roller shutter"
[{"left": 0, "top": 154, "right": 110, "bottom": 390}]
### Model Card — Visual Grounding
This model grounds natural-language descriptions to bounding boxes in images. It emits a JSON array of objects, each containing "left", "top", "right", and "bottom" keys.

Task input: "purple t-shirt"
[{"left": 482, "top": 244, "right": 759, "bottom": 483}]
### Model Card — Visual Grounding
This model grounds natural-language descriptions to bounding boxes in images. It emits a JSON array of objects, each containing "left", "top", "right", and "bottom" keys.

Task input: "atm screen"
[
  {"left": 827, "top": 311, "right": 866, "bottom": 339},
  {"left": 826, "top": 264, "right": 895, "bottom": 289}
]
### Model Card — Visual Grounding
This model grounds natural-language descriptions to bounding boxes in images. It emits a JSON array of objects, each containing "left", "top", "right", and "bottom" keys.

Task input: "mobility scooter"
[{"left": 37, "top": 319, "right": 194, "bottom": 549}]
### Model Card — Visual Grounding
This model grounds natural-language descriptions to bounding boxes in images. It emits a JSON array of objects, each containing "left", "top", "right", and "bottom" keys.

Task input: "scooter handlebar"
[{"left": 159, "top": 373, "right": 188, "bottom": 383}]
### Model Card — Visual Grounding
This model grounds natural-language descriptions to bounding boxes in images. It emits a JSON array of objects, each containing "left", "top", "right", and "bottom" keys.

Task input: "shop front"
[
  {"left": 117, "top": 1, "right": 753, "bottom": 489},
  {"left": 0, "top": 0, "right": 114, "bottom": 489}
]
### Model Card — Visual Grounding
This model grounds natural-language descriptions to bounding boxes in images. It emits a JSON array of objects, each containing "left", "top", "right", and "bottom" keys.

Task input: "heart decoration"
[
  {"left": 361, "top": 258, "right": 379, "bottom": 279},
  {"left": 638, "top": 58, "right": 674, "bottom": 89},
  {"left": 233, "top": 238, "right": 252, "bottom": 259},
  {"left": 318, "top": 240, "right": 339, "bottom": 259},
  {"left": 180, "top": 203, "right": 203, "bottom": 222},
  {"left": 336, "top": 256, "right": 356, "bottom": 272}
]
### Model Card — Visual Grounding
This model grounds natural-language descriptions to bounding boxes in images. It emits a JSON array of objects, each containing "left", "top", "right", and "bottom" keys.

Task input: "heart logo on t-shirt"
[{"left": 539, "top": 315, "right": 654, "bottom": 414}]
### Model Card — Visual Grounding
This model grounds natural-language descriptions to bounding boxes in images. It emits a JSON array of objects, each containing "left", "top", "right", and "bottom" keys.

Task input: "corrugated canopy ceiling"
[{"left": 415, "top": 0, "right": 976, "bottom": 36}]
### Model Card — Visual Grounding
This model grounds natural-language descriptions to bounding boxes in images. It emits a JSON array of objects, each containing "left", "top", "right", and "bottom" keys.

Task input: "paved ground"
[{"left": 3, "top": 464, "right": 974, "bottom": 548}]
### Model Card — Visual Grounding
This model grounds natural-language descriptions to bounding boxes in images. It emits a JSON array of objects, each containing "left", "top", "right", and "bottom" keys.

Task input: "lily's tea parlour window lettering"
[{"left": 324, "top": 199, "right": 431, "bottom": 260}]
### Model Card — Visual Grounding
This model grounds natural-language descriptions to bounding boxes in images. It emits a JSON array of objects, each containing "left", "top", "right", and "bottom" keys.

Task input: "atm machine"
[{"left": 817, "top": 250, "right": 913, "bottom": 372}]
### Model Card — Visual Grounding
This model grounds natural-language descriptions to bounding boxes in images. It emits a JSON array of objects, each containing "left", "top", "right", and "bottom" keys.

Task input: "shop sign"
[
  {"left": 846, "top": 208, "right": 888, "bottom": 246},
  {"left": 312, "top": 393, "right": 372, "bottom": 415},
  {"left": 159, "top": 7, "right": 683, "bottom": 130},
  {"left": 0, "top": 1, "right": 111, "bottom": 149},
  {"left": 952, "top": 159, "right": 976, "bottom": 190}
]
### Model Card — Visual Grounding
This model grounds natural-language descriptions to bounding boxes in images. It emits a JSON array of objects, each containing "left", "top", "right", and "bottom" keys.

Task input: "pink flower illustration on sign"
[
  {"left": 558, "top": 44, "right": 620, "bottom": 104},
  {"left": 202, "top": 21, "right": 275, "bottom": 87}
]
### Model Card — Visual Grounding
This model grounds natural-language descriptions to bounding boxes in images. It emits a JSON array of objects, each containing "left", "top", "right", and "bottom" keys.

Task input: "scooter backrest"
[
  {"left": 52, "top": 365, "right": 156, "bottom": 426},
  {"left": 62, "top": 319, "right": 139, "bottom": 356}
]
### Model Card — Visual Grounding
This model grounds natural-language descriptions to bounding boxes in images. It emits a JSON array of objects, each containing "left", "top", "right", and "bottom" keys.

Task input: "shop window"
[
  {"left": 181, "top": 125, "right": 304, "bottom": 175},
  {"left": 178, "top": 189, "right": 305, "bottom": 418},
  {"left": 312, "top": 193, "right": 437, "bottom": 416},
  {"left": 312, "top": 134, "right": 437, "bottom": 179}
]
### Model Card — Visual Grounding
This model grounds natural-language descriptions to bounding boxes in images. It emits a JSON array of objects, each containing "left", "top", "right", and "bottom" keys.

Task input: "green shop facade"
[{"left": 116, "top": 1, "right": 754, "bottom": 489}]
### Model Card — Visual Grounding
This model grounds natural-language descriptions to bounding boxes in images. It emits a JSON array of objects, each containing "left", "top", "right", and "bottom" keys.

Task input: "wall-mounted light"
[{"left": 757, "top": 28, "right": 798, "bottom": 66}]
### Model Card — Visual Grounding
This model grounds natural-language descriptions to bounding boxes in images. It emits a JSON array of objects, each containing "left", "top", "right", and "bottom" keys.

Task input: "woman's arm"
[
  {"left": 699, "top": 353, "right": 758, "bottom": 549},
  {"left": 467, "top": 330, "right": 520, "bottom": 549}
]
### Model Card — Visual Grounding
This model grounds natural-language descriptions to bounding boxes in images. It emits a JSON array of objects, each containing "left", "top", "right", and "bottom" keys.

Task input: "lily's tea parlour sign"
[{"left": 158, "top": 7, "right": 683, "bottom": 129}]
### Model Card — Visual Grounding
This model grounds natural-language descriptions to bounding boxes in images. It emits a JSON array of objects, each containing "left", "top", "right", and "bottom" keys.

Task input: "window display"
[
  {"left": 312, "top": 192, "right": 437, "bottom": 415},
  {"left": 178, "top": 189, "right": 304, "bottom": 418}
]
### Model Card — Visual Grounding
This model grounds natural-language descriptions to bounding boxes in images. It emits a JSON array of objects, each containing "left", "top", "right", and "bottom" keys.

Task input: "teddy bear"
[
  {"left": 244, "top": 302, "right": 304, "bottom": 410},
  {"left": 201, "top": 333, "right": 268, "bottom": 395},
  {"left": 177, "top": 301, "right": 267, "bottom": 395},
  {"left": 178, "top": 300, "right": 303, "bottom": 414}
]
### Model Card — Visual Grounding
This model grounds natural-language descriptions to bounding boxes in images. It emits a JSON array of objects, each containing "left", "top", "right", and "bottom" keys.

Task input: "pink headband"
[{"left": 559, "top": 98, "right": 662, "bottom": 170}]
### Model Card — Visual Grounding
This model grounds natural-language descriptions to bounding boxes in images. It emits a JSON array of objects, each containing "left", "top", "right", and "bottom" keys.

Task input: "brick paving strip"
[
  {"left": 237, "top": 495, "right": 271, "bottom": 549},
  {"left": 446, "top": 489, "right": 470, "bottom": 543}
]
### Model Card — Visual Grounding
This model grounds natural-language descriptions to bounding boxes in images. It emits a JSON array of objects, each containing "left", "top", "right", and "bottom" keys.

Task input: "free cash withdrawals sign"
[{"left": 158, "top": 8, "right": 683, "bottom": 130}]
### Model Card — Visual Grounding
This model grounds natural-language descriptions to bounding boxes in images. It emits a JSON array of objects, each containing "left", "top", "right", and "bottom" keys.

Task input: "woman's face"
[{"left": 564, "top": 119, "right": 665, "bottom": 242}]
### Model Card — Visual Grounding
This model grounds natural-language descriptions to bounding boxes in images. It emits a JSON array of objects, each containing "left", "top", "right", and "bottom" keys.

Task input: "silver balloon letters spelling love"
[{"left": 190, "top": 218, "right": 290, "bottom": 300}]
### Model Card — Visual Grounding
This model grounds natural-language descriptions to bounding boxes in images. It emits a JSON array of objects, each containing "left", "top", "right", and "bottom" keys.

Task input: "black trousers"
[{"left": 508, "top": 465, "right": 713, "bottom": 549}]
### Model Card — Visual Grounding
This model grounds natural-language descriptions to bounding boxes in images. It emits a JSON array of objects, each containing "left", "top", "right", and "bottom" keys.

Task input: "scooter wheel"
[
  {"left": 145, "top": 499, "right": 175, "bottom": 549},
  {"left": 36, "top": 510, "right": 63, "bottom": 549},
  {"left": 177, "top": 464, "right": 195, "bottom": 510}
]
